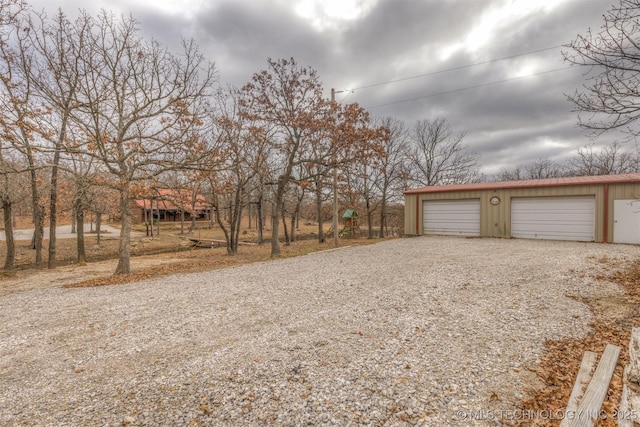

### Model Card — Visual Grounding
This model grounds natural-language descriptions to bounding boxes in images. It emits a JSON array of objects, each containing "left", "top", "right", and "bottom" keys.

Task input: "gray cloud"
[{"left": 26, "top": 0, "right": 624, "bottom": 176}]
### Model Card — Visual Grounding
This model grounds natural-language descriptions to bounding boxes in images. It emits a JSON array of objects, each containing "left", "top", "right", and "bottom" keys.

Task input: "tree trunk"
[
  {"left": 144, "top": 206, "right": 150, "bottom": 237},
  {"left": 26, "top": 149, "right": 44, "bottom": 267},
  {"left": 75, "top": 201, "right": 86, "bottom": 265},
  {"left": 289, "top": 211, "right": 296, "bottom": 243},
  {"left": 96, "top": 212, "right": 102, "bottom": 245},
  {"left": 180, "top": 210, "right": 185, "bottom": 234},
  {"left": 3, "top": 200, "right": 16, "bottom": 271},
  {"left": 47, "top": 147, "right": 62, "bottom": 269},
  {"left": 257, "top": 193, "right": 264, "bottom": 245},
  {"left": 29, "top": 203, "right": 44, "bottom": 265},
  {"left": 379, "top": 200, "right": 386, "bottom": 238},
  {"left": 230, "top": 204, "right": 242, "bottom": 255},
  {"left": 366, "top": 199, "right": 374, "bottom": 239},
  {"left": 270, "top": 204, "right": 281, "bottom": 256},
  {"left": 155, "top": 199, "right": 160, "bottom": 236},
  {"left": 212, "top": 193, "right": 232, "bottom": 254},
  {"left": 189, "top": 215, "right": 195, "bottom": 234},
  {"left": 281, "top": 205, "right": 290, "bottom": 245},
  {"left": 289, "top": 188, "right": 304, "bottom": 243},
  {"left": 230, "top": 187, "right": 243, "bottom": 255},
  {"left": 315, "top": 185, "right": 324, "bottom": 243},
  {"left": 71, "top": 216, "right": 76, "bottom": 233},
  {"left": 114, "top": 189, "right": 132, "bottom": 275},
  {"left": 270, "top": 181, "right": 286, "bottom": 257}
]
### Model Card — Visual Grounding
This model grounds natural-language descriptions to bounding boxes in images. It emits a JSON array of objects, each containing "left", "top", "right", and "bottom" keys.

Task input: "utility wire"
[
  {"left": 345, "top": 44, "right": 564, "bottom": 92},
  {"left": 366, "top": 65, "right": 574, "bottom": 109}
]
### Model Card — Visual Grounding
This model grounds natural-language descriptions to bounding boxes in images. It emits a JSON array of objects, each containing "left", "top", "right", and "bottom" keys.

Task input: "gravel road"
[{"left": 1, "top": 236, "right": 638, "bottom": 426}]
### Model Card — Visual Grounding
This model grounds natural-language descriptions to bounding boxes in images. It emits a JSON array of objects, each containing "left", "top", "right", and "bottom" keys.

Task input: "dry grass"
[
  {"left": 0, "top": 220, "right": 332, "bottom": 269},
  {"left": 0, "top": 220, "right": 384, "bottom": 288},
  {"left": 63, "top": 238, "right": 380, "bottom": 289},
  {"left": 516, "top": 258, "right": 640, "bottom": 426}
]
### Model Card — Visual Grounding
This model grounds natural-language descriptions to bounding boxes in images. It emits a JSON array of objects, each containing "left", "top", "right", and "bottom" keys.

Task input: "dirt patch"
[
  {"left": 0, "top": 224, "right": 381, "bottom": 296},
  {"left": 516, "top": 256, "right": 640, "bottom": 427}
]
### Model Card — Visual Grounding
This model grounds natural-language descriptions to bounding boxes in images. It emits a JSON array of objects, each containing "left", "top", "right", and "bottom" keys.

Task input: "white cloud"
[
  {"left": 439, "top": 0, "right": 567, "bottom": 60},
  {"left": 293, "top": 0, "right": 376, "bottom": 31}
]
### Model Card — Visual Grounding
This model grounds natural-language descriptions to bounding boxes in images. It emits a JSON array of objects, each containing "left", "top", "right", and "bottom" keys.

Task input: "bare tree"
[
  {"left": 302, "top": 135, "right": 332, "bottom": 243},
  {"left": 525, "top": 158, "right": 566, "bottom": 179},
  {"left": 240, "top": 58, "right": 328, "bottom": 257},
  {"left": 69, "top": 11, "right": 216, "bottom": 275},
  {"left": 497, "top": 158, "right": 566, "bottom": 181},
  {"left": 408, "top": 117, "right": 480, "bottom": 186},
  {"left": 0, "top": 151, "right": 28, "bottom": 271},
  {"left": 496, "top": 166, "right": 525, "bottom": 181},
  {"left": 345, "top": 125, "right": 388, "bottom": 239},
  {"left": 0, "top": 2, "right": 46, "bottom": 267},
  {"left": 333, "top": 103, "right": 386, "bottom": 240},
  {"left": 208, "top": 87, "right": 268, "bottom": 254},
  {"left": 566, "top": 141, "right": 640, "bottom": 175},
  {"left": 374, "top": 117, "right": 410, "bottom": 238},
  {"left": 564, "top": 0, "right": 640, "bottom": 138},
  {"left": 300, "top": 100, "right": 384, "bottom": 242},
  {"left": 66, "top": 149, "right": 98, "bottom": 265},
  {"left": 25, "top": 10, "right": 89, "bottom": 268},
  {"left": 84, "top": 180, "right": 115, "bottom": 246},
  {"left": 0, "top": 0, "right": 26, "bottom": 271}
]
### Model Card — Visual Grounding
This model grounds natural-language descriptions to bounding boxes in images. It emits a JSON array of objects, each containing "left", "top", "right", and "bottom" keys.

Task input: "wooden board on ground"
[
  {"left": 188, "top": 238, "right": 257, "bottom": 248},
  {"left": 560, "top": 351, "right": 598, "bottom": 427},
  {"left": 564, "top": 343, "right": 621, "bottom": 427}
]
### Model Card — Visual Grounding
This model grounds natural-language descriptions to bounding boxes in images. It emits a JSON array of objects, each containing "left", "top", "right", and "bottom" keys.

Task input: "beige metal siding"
[
  {"left": 607, "top": 183, "right": 640, "bottom": 242},
  {"left": 404, "top": 194, "right": 417, "bottom": 235},
  {"left": 609, "top": 183, "right": 640, "bottom": 199},
  {"left": 406, "top": 184, "right": 608, "bottom": 242}
]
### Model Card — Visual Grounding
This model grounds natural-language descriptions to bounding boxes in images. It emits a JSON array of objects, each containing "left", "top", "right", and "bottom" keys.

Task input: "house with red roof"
[{"left": 132, "top": 189, "right": 212, "bottom": 224}]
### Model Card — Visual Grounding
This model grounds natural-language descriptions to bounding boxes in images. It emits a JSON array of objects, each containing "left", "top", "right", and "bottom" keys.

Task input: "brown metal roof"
[
  {"left": 135, "top": 189, "right": 210, "bottom": 211},
  {"left": 404, "top": 173, "right": 640, "bottom": 194}
]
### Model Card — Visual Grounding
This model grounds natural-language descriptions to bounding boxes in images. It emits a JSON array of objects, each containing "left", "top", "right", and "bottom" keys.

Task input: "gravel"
[{"left": 1, "top": 236, "right": 638, "bottom": 426}]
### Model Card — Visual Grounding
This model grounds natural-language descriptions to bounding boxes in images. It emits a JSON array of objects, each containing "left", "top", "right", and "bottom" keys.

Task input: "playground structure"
[{"left": 339, "top": 209, "right": 359, "bottom": 238}]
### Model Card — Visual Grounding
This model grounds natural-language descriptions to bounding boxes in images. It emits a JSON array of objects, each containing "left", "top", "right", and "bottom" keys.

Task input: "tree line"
[
  {"left": 1, "top": 0, "right": 638, "bottom": 275},
  {"left": 496, "top": 141, "right": 640, "bottom": 181},
  {"left": 0, "top": 1, "right": 488, "bottom": 275}
]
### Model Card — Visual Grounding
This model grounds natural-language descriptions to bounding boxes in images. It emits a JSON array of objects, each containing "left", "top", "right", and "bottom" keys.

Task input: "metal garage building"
[{"left": 404, "top": 173, "right": 640, "bottom": 243}]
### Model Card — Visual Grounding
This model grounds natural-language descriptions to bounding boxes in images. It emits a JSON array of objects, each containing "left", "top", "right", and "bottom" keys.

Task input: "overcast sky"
[{"left": 28, "top": 0, "right": 617, "bottom": 176}]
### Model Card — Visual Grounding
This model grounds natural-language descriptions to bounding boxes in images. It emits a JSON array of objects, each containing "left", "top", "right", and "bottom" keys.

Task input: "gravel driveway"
[{"left": 1, "top": 236, "right": 638, "bottom": 426}]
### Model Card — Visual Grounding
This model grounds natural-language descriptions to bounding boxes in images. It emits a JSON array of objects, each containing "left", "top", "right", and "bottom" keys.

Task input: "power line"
[
  {"left": 366, "top": 66, "right": 574, "bottom": 109},
  {"left": 345, "top": 44, "right": 564, "bottom": 92}
]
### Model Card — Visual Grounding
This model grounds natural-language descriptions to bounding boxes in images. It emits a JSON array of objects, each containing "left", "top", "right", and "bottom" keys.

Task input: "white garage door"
[
  {"left": 423, "top": 199, "right": 480, "bottom": 236},
  {"left": 511, "top": 196, "right": 595, "bottom": 241}
]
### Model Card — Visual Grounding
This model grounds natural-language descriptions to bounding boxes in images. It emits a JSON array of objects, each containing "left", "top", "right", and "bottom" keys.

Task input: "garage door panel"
[
  {"left": 513, "top": 214, "right": 594, "bottom": 223},
  {"left": 511, "top": 196, "right": 595, "bottom": 241},
  {"left": 423, "top": 199, "right": 480, "bottom": 236}
]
